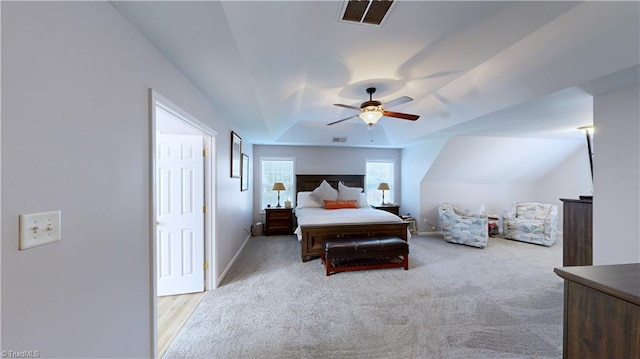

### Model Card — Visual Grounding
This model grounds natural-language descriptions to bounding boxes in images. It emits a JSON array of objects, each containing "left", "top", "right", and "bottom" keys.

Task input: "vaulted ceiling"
[{"left": 112, "top": 1, "right": 639, "bottom": 148}]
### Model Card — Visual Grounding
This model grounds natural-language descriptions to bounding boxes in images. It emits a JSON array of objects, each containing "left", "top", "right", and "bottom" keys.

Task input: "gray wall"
[
  {"left": 593, "top": 84, "right": 640, "bottom": 264},
  {"left": 252, "top": 145, "right": 401, "bottom": 221},
  {"left": 2, "top": 2, "right": 252, "bottom": 357}
]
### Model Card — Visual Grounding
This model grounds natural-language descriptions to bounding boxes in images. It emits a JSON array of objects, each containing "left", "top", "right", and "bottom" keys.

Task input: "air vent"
[
  {"left": 340, "top": 0, "right": 393, "bottom": 26},
  {"left": 332, "top": 137, "right": 348, "bottom": 143}
]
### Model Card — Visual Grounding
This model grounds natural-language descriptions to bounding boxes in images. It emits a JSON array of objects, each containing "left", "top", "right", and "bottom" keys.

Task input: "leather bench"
[{"left": 321, "top": 237, "right": 409, "bottom": 276}]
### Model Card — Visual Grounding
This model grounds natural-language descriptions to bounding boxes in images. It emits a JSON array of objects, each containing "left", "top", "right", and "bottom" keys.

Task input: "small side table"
[
  {"left": 264, "top": 207, "right": 295, "bottom": 235},
  {"left": 372, "top": 204, "right": 400, "bottom": 216},
  {"left": 487, "top": 215, "right": 500, "bottom": 237},
  {"left": 400, "top": 215, "right": 417, "bottom": 234}
]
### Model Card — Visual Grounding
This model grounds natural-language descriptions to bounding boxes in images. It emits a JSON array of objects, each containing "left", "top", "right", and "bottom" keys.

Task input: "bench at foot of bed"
[{"left": 321, "top": 237, "right": 409, "bottom": 276}]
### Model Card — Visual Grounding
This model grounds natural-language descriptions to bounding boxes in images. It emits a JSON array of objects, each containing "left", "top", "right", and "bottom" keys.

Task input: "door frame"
[{"left": 149, "top": 89, "right": 217, "bottom": 357}]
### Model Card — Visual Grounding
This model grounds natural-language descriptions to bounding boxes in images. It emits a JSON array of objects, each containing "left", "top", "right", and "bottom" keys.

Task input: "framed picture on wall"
[
  {"left": 231, "top": 131, "right": 242, "bottom": 178},
  {"left": 241, "top": 153, "right": 249, "bottom": 191}
]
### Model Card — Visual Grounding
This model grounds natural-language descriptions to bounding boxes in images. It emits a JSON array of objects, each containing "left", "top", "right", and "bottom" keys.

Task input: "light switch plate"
[{"left": 19, "top": 210, "right": 61, "bottom": 250}]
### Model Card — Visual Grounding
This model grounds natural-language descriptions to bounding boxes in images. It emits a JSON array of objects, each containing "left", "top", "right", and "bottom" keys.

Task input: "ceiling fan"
[{"left": 328, "top": 87, "right": 420, "bottom": 126}]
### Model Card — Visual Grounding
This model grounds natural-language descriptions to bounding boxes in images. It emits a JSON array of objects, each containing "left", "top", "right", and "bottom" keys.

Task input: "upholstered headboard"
[{"left": 295, "top": 174, "right": 365, "bottom": 193}]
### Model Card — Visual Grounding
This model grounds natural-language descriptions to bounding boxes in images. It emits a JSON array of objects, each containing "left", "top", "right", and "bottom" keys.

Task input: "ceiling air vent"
[
  {"left": 340, "top": 0, "right": 394, "bottom": 26},
  {"left": 332, "top": 137, "right": 348, "bottom": 143}
]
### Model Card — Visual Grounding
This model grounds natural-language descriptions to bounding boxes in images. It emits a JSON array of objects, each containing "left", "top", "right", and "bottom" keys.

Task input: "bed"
[{"left": 295, "top": 175, "right": 410, "bottom": 262}]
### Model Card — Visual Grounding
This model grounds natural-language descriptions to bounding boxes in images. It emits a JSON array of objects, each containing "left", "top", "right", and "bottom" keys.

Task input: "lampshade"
[
  {"left": 359, "top": 106, "right": 383, "bottom": 125},
  {"left": 272, "top": 182, "right": 286, "bottom": 191},
  {"left": 577, "top": 125, "right": 594, "bottom": 133},
  {"left": 377, "top": 182, "right": 390, "bottom": 191}
]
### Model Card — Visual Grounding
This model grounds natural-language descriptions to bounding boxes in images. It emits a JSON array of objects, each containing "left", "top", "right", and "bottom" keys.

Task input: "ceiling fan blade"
[
  {"left": 431, "top": 92, "right": 451, "bottom": 106},
  {"left": 382, "top": 111, "right": 420, "bottom": 121},
  {"left": 327, "top": 114, "right": 359, "bottom": 126},
  {"left": 382, "top": 96, "right": 413, "bottom": 109},
  {"left": 334, "top": 103, "right": 362, "bottom": 111}
]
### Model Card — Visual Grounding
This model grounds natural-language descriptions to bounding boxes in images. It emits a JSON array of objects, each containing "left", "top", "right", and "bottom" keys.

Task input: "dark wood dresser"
[
  {"left": 264, "top": 207, "right": 294, "bottom": 235},
  {"left": 560, "top": 198, "right": 592, "bottom": 266},
  {"left": 554, "top": 264, "right": 640, "bottom": 359}
]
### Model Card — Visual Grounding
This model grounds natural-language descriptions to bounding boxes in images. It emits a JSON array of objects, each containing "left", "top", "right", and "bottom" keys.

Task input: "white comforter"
[{"left": 294, "top": 207, "right": 407, "bottom": 240}]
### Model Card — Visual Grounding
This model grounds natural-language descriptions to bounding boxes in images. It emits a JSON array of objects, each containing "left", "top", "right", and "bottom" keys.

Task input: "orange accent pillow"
[{"left": 323, "top": 200, "right": 359, "bottom": 209}]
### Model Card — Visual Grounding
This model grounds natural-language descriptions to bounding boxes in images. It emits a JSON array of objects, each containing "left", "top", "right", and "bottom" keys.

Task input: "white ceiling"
[{"left": 111, "top": 1, "right": 639, "bottom": 148}]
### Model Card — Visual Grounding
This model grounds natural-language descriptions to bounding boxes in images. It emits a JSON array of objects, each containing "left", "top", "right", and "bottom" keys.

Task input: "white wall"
[
  {"left": 1, "top": 2, "right": 252, "bottom": 357},
  {"left": 399, "top": 138, "right": 448, "bottom": 222},
  {"left": 538, "top": 148, "right": 594, "bottom": 203},
  {"left": 405, "top": 136, "right": 590, "bottom": 233},
  {"left": 252, "top": 145, "right": 401, "bottom": 220},
  {"left": 593, "top": 84, "right": 640, "bottom": 264}
]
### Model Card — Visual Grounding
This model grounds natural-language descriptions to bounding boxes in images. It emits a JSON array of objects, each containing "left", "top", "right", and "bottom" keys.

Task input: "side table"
[
  {"left": 487, "top": 215, "right": 499, "bottom": 237},
  {"left": 400, "top": 215, "right": 417, "bottom": 234},
  {"left": 372, "top": 204, "right": 400, "bottom": 216},
  {"left": 264, "top": 207, "right": 295, "bottom": 235}
]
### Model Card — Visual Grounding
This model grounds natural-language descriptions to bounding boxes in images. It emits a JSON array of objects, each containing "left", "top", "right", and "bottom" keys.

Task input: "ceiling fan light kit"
[{"left": 359, "top": 106, "right": 384, "bottom": 125}]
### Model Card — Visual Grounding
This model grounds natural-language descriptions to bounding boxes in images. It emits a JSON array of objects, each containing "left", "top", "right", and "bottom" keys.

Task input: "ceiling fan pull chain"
[{"left": 369, "top": 124, "right": 374, "bottom": 142}]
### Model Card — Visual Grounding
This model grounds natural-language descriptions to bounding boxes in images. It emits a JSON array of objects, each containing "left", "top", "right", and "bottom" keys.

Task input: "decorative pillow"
[
  {"left": 338, "top": 182, "right": 361, "bottom": 200},
  {"left": 323, "top": 200, "right": 359, "bottom": 209},
  {"left": 359, "top": 193, "right": 369, "bottom": 207},
  {"left": 296, "top": 191, "right": 323, "bottom": 208},
  {"left": 338, "top": 182, "right": 367, "bottom": 207},
  {"left": 310, "top": 180, "right": 338, "bottom": 202}
]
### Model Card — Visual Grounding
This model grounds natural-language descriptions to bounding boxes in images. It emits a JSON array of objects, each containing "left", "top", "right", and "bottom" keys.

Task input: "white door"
[{"left": 156, "top": 134, "right": 205, "bottom": 296}]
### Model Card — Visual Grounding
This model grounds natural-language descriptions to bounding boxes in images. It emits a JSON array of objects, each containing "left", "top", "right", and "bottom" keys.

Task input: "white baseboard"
[
  {"left": 216, "top": 234, "right": 251, "bottom": 287},
  {"left": 417, "top": 231, "right": 443, "bottom": 236}
]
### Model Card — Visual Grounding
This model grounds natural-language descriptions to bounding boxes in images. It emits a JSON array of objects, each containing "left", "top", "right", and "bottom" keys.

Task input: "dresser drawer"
[
  {"left": 264, "top": 208, "right": 295, "bottom": 235},
  {"left": 268, "top": 210, "right": 292, "bottom": 220}
]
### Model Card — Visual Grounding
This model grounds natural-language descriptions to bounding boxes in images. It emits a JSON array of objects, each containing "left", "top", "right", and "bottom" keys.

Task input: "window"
[
  {"left": 261, "top": 158, "right": 294, "bottom": 209},
  {"left": 366, "top": 160, "right": 394, "bottom": 205}
]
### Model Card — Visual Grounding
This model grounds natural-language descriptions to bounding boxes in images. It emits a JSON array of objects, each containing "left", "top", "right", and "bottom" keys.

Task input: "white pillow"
[
  {"left": 311, "top": 180, "right": 338, "bottom": 203},
  {"left": 338, "top": 182, "right": 367, "bottom": 207},
  {"left": 296, "top": 191, "right": 323, "bottom": 208},
  {"left": 359, "top": 193, "right": 369, "bottom": 207}
]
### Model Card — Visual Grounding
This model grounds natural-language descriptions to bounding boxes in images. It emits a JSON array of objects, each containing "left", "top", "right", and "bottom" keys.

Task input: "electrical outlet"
[{"left": 19, "top": 210, "right": 61, "bottom": 250}]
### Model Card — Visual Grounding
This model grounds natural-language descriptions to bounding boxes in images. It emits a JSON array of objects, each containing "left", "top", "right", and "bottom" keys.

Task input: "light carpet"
[{"left": 163, "top": 234, "right": 564, "bottom": 359}]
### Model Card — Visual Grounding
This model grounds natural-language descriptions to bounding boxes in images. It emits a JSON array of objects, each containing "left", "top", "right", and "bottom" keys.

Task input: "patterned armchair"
[
  {"left": 502, "top": 202, "right": 558, "bottom": 246},
  {"left": 438, "top": 203, "right": 488, "bottom": 248}
]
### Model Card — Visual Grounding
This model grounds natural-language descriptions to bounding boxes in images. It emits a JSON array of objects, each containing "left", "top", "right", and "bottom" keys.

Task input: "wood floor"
[{"left": 158, "top": 291, "right": 206, "bottom": 358}]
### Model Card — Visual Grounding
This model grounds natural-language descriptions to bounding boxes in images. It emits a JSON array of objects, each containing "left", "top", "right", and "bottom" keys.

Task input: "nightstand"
[
  {"left": 372, "top": 204, "right": 400, "bottom": 216},
  {"left": 400, "top": 215, "right": 417, "bottom": 234},
  {"left": 264, "top": 207, "right": 295, "bottom": 235}
]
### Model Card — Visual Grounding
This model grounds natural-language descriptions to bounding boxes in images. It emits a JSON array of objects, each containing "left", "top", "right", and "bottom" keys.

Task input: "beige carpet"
[{"left": 164, "top": 234, "right": 564, "bottom": 358}]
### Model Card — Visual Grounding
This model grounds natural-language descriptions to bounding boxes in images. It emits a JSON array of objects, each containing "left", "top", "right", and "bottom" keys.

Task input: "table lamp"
[
  {"left": 377, "top": 182, "right": 390, "bottom": 205},
  {"left": 272, "top": 182, "right": 286, "bottom": 208}
]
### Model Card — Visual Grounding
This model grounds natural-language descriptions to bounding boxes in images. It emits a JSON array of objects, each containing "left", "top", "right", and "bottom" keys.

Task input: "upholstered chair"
[
  {"left": 502, "top": 202, "right": 558, "bottom": 246},
  {"left": 438, "top": 203, "right": 488, "bottom": 248}
]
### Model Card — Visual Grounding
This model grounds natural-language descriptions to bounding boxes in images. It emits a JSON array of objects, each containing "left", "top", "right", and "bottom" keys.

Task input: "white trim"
[
  {"left": 418, "top": 231, "right": 444, "bottom": 236},
  {"left": 365, "top": 159, "right": 396, "bottom": 204},
  {"left": 149, "top": 89, "right": 218, "bottom": 358},
  {"left": 153, "top": 91, "right": 217, "bottom": 137},
  {"left": 216, "top": 234, "right": 252, "bottom": 287},
  {"left": 148, "top": 91, "right": 158, "bottom": 358},
  {"left": 258, "top": 156, "right": 296, "bottom": 209}
]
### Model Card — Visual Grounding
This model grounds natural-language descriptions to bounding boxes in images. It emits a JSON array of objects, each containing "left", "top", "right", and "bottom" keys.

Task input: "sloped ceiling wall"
[
  {"left": 424, "top": 136, "right": 584, "bottom": 184},
  {"left": 412, "top": 135, "right": 590, "bottom": 232}
]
